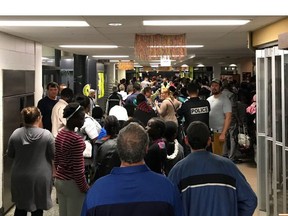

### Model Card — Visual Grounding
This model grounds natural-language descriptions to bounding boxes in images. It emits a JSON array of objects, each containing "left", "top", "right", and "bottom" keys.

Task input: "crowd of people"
[{"left": 6, "top": 75, "right": 258, "bottom": 216}]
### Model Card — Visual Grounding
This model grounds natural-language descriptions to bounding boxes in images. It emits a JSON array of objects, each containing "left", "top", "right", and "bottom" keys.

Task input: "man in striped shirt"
[{"left": 168, "top": 121, "right": 257, "bottom": 216}]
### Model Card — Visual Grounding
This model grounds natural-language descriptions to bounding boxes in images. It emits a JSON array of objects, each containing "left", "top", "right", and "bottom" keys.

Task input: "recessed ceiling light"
[
  {"left": 60, "top": 45, "right": 118, "bottom": 48},
  {"left": 0, "top": 21, "right": 89, "bottom": 27},
  {"left": 143, "top": 20, "right": 250, "bottom": 26},
  {"left": 149, "top": 45, "right": 203, "bottom": 48},
  {"left": 108, "top": 22, "right": 122, "bottom": 26},
  {"left": 92, "top": 55, "right": 129, "bottom": 58}
]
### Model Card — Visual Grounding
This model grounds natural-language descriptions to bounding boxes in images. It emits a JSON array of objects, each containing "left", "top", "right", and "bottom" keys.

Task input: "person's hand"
[
  {"left": 154, "top": 100, "right": 159, "bottom": 107},
  {"left": 219, "top": 133, "right": 226, "bottom": 142}
]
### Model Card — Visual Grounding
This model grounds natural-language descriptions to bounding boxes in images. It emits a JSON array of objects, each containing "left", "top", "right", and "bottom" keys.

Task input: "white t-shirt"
[
  {"left": 51, "top": 99, "right": 68, "bottom": 138},
  {"left": 207, "top": 93, "right": 232, "bottom": 131},
  {"left": 80, "top": 114, "right": 102, "bottom": 140}
]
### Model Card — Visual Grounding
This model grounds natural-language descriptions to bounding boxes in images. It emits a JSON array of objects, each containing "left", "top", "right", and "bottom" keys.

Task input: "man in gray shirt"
[{"left": 207, "top": 78, "right": 232, "bottom": 155}]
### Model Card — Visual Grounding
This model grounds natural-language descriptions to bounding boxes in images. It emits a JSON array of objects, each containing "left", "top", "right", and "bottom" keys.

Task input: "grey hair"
[{"left": 117, "top": 122, "right": 149, "bottom": 164}]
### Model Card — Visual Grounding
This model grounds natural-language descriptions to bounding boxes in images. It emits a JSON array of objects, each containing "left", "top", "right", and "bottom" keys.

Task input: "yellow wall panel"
[{"left": 252, "top": 18, "right": 288, "bottom": 47}]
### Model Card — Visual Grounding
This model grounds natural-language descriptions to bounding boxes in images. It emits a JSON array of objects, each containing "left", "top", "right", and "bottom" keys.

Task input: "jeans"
[{"left": 223, "top": 124, "right": 238, "bottom": 160}]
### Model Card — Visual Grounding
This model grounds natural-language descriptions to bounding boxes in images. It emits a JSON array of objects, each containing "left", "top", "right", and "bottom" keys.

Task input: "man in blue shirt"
[
  {"left": 168, "top": 121, "right": 257, "bottom": 216},
  {"left": 81, "top": 122, "right": 182, "bottom": 216}
]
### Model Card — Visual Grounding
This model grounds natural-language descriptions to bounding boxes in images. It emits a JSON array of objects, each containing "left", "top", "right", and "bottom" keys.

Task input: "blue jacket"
[
  {"left": 81, "top": 164, "right": 183, "bottom": 216},
  {"left": 168, "top": 151, "right": 257, "bottom": 216}
]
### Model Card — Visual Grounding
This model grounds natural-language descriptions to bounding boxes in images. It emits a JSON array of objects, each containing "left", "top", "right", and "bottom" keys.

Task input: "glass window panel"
[
  {"left": 267, "top": 140, "right": 274, "bottom": 215},
  {"left": 276, "top": 145, "right": 283, "bottom": 214},
  {"left": 285, "top": 54, "right": 288, "bottom": 148},
  {"left": 258, "top": 136, "right": 267, "bottom": 210},
  {"left": 275, "top": 56, "right": 282, "bottom": 142},
  {"left": 267, "top": 58, "right": 272, "bottom": 137},
  {"left": 285, "top": 150, "right": 288, "bottom": 213},
  {"left": 257, "top": 58, "right": 265, "bottom": 133}
]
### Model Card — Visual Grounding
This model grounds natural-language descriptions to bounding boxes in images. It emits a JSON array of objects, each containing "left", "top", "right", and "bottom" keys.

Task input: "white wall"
[
  {"left": 117, "top": 69, "right": 126, "bottom": 82},
  {"left": 0, "top": 32, "right": 42, "bottom": 209}
]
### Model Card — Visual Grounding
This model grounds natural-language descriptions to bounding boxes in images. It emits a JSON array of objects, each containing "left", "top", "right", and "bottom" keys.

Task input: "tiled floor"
[
  {"left": 5, "top": 188, "right": 58, "bottom": 216},
  {"left": 237, "top": 159, "right": 259, "bottom": 216},
  {"left": 5, "top": 159, "right": 259, "bottom": 216}
]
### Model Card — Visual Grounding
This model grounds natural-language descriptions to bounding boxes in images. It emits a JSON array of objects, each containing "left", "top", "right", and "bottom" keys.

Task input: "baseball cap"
[{"left": 210, "top": 78, "right": 222, "bottom": 86}]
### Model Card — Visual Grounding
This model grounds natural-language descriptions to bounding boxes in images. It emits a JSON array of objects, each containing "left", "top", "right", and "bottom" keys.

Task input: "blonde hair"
[{"left": 161, "top": 87, "right": 174, "bottom": 100}]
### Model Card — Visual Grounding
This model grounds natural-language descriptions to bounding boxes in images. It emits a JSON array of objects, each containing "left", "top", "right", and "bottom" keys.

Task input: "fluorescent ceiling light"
[
  {"left": 143, "top": 20, "right": 250, "bottom": 26},
  {"left": 108, "top": 22, "right": 122, "bottom": 26},
  {"left": 197, "top": 64, "right": 205, "bottom": 67},
  {"left": 0, "top": 21, "right": 89, "bottom": 27},
  {"left": 229, "top": 63, "right": 237, "bottom": 67},
  {"left": 60, "top": 45, "right": 118, "bottom": 48},
  {"left": 149, "top": 45, "right": 203, "bottom": 48},
  {"left": 92, "top": 55, "right": 129, "bottom": 58}
]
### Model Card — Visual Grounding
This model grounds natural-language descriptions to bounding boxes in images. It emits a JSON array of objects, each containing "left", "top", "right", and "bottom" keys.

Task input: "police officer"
[
  {"left": 177, "top": 82, "right": 210, "bottom": 132},
  {"left": 177, "top": 82, "right": 211, "bottom": 155}
]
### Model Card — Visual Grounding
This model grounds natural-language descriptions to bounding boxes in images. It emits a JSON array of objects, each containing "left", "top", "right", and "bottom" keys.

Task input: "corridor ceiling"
[{"left": 0, "top": 16, "right": 285, "bottom": 67}]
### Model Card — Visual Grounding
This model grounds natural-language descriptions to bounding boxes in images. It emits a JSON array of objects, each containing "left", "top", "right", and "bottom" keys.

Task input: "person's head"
[
  {"left": 133, "top": 82, "right": 141, "bottom": 92},
  {"left": 126, "top": 84, "right": 134, "bottom": 94},
  {"left": 143, "top": 86, "right": 152, "bottom": 98},
  {"left": 210, "top": 78, "right": 222, "bottom": 95},
  {"left": 186, "top": 121, "right": 211, "bottom": 150},
  {"left": 146, "top": 117, "right": 166, "bottom": 140},
  {"left": 63, "top": 102, "right": 85, "bottom": 131},
  {"left": 112, "top": 85, "right": 118, "bottom": 93},
  {"left": 124, "top": 103, "right": 135, "bottom": 117},
  {"left": 117, "top": 122, "right": 149, "bottom": 165},
  {"left": 89, "top": 89, "right": 96, "bottom": 98},
  {"left": 109, "top": 105, "right": 129, "bottom": 121},
  {"left": 169, "top": 86, "right": 176, "bottom": 94},
  {"left": 119, "top": 84, "right": 125, "bottom": 91},
  {"left": 21, "top": 106, "right": 42, "bottom": 126},
  {"left": 164, "top": 121, "right": 178, "bottom": 142},
  {"left": 180, "top": 87, "right": 188, "bottom": 97},
  {"left": 160, "top": 87, "right": 172, "bottom": 100},
  {"left": 104, "top": 115, "right": 120, "bottom": 138},
  {"left": 92, "top": 105, "right": 104, "bottom": 119},
  {"left": 187, "top": 82, "right": 200, "bottom": 95},
  {"left": 75, "top": 94, "right": 90, "bottom": 113},
  {"left": 136, "top": 93, "right": 146, "bottom": 105},
  {"left": 46, "top": 82, "right": 59, "bottom": 99},
  {"left": 61, "top": 88, "right": 74, "bottom": 103}
]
